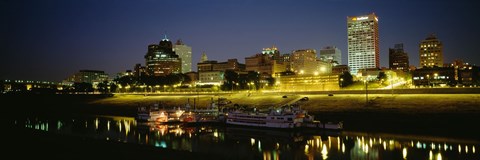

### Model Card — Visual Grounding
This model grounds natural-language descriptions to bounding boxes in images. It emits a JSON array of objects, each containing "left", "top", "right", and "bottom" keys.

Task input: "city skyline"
[{"left": 2, "top": 0, "right": 479, "bottom": 82}]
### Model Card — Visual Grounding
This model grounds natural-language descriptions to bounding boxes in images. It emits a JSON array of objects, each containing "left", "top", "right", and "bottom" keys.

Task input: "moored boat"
[
  {"left": 136, "top": 103, "right": 185, "bottom": 123},
  {"left": 226, "top": 106, "right": 306, "bottom": 129}
]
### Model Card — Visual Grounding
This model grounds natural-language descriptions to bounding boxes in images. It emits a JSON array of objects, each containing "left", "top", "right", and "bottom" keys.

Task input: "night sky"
[{"left": 1, "top": 0, "right": 479, "bottom": 82}]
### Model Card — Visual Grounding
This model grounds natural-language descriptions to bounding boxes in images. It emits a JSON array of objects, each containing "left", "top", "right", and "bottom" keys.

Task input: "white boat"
[
  {"left": 136, "top": 103, "right": 185, "bottom": 123},
  {"left": 226, "top": 106, "right": 306, "bottom": 129},
  {"left": 136, "top": 104, "right": 168, "bottom": 122}
]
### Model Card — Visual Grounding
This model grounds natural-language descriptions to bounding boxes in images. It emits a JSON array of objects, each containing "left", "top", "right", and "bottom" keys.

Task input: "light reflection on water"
[{"left": 17, "top": 116, "right": 480, "bottom": 160}]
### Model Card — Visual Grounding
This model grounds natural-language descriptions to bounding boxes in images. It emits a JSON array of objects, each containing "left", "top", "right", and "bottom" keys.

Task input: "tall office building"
[
  {"left": 347, "top": 13, "right": 379, "bottom": 75},
  {"left": 144, "top": 35, "right": 182, "bottom": 76},
  {"left": 174, "top": 39, "right": 192, "bottom": 73},
  {"left": 419, "top": 34, "right": 443, "bottom": 68},
  {"left": 389, "top": 43, "right": 409, "bottom": 72},
  {"left": 319, "top": 46, "right": 342, "bottom": 65}
]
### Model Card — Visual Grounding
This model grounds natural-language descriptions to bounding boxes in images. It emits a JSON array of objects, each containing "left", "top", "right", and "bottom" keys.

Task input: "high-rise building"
[
  {"left": 419, "top": 34, "right": 443, "bottom": 68},
  {"left": 320, "top": 46, "right": 342, "bottom": 65},
  {"left": 290, "top": 49, "right": 317, "bottom": 75},
  {"left": 347, "top": 13, "right": 380, "bottom": 75},
  {"left": 389, "top": 43, "right": 409, "bottom": 72},
  {"left": 174, "top": 39, "right": 192, "bottom": 73},
  {"left": 144, "top": 35, "right": 182, "bottom": 76}
]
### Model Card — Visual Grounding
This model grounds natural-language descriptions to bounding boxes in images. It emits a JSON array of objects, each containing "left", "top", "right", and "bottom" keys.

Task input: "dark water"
[{"left": 12, "top": 115, "right": 479, "bottom": 160}]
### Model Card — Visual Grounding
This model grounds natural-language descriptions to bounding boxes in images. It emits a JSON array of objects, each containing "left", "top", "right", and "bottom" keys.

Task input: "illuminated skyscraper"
[
  {"left": 144, "top": 35, "right": 182, "bottom": 76},
  {"left": 347, "top": 13, "right": 379, "bottom": 75},
  {"left": 419, "top": 34, "right": 443, "bottom": 68},
  {"left": 174, "top": 39, "right": 192, "bottom": 73}
]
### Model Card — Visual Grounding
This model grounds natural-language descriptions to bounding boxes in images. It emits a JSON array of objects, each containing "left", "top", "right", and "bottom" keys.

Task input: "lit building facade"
[
  {"left": 347, "top": 13, "right": 380, "bottom": 75},
  {"left": 197, "top": 59, "right": 245, "bottom": 72},
  {"left": 245, "top": 46, "right": 286, "bottom": 77},
  {"left": 320, "top": 46, "right": 342, "bottom": 65},
  {"left": 290, "top": 49, "right": 318, "bottom": 75},
  {"left": 276, "top": 74, "right": 339, "bottom": 91},
  {"left": 419, "top": 34, "right": 443, "bottom": 68},
  {"left": 174, "top": 40, "right": 192, "bottom": 73},
  {"left": 144, "top": 36, "right": 182, "bottom": 76},
  {"left": 198, "top": 71, "right": 224, "bottom": 86},
  {"left": 389, "top": 43, "right": 409, "bottom": 72},
  {"left": 65, "top": 70, "right": 109, "bottom": 84},
  {"left": 197, "top": 59, "right": 245, "bottom": 86},
  {"left": 412, "top": 67, "right": 455, "bottom": 87}
]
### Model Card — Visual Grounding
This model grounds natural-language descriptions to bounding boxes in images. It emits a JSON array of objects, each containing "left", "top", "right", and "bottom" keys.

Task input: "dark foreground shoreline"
[
  {"left": 6, "top": 126, "right": 223, "bottom": 160},
  {"left": 4, "top": 94, "right": 480, "bottom": 140},
  {"left": 4, "top": 93, "right": 480, "bottom": 159}
]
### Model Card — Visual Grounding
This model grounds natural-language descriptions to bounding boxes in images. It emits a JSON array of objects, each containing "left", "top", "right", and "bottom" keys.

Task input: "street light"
[{"left": 340, "top": 78, "right": 344, "bottom": 88}]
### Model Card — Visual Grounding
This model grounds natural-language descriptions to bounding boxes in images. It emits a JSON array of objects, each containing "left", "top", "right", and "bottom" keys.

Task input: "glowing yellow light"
[
  {"left": 305, "top": 144, "right": 309, "bottom": 153},
  {"left": 429, "top": 150, "right": 433, "bottom": 160},
  {"left": 94, "top": 118, "right": 99, "bottom": 130},
  {"left": 436, "top": 153, "right": 442, "bottom": 160},
  {"left": 472, "top": 145, "right": 475, "bottom": 153},
  {"left": 124, "top": 120, "right": 130, "bottom": 136},
  {"left": 251, "top": 138, "right": 255, "bottom": 146},
  {"left": 403, "top": 148, "right": 407, "bottom": 159},
  {"left": 459, "top": 145, "right": 462, "bottom": 153},
  {"left": 321, "top": 144, "right": 328, "bottom": 160}
]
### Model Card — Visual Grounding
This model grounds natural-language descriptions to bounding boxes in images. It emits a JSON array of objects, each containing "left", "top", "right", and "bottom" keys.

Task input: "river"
[{"left": 9, "top": 115, "right": 479, "bottom": 160}]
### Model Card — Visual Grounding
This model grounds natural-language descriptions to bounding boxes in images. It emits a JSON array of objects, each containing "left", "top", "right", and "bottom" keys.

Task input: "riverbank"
[{"left": 3, "top": 92, "right": 480, "bottom": 140}]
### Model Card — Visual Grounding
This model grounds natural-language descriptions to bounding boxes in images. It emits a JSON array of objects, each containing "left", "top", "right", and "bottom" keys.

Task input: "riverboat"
[
  {"left": 226, "top": 106, "right": 306, "bottom": 129},
  {"left": 136, "top": 103, "right": 185, "bottom": 123}
]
